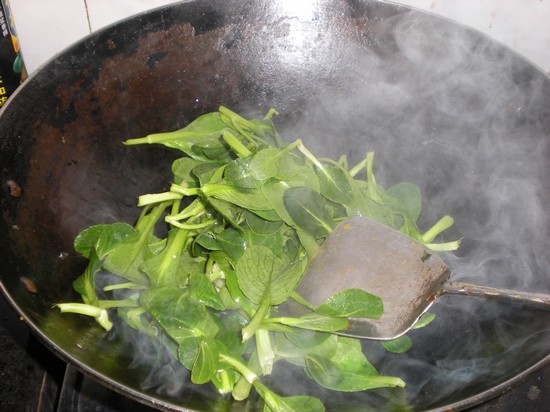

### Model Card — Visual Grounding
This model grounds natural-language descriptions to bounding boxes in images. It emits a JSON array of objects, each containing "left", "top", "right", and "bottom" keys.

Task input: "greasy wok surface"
[{"left": 1, "top": 0, "right": 550, "bottom": 410}]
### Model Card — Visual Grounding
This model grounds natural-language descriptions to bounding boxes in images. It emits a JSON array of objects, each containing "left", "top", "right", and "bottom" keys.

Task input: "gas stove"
[{"left": 2, "top": 295, "right": 548, "bottom": 412}]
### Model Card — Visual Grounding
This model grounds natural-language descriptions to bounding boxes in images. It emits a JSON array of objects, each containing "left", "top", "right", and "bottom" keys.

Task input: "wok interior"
[{"left": 1, "top": 0, "right": 550, "bottom": 410}]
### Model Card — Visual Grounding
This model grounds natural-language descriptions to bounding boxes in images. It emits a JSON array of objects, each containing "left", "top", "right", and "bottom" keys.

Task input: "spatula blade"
[{"left": 296, "top": 216, "right": 449, "bottom": 340}]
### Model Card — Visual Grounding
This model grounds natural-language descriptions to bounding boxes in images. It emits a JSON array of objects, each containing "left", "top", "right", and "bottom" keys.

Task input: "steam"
[
  {"left": 292, "top": 9, "right": 550, "bottom": 288},
  {"left": 94, "top": 271, "right": 193, "bottom": 401},
  {"left": 280, "top": 7, "right": 550, "bottom": 410},
  {"left": 76, "top": 5, "right": 550, "bottom": 410}
]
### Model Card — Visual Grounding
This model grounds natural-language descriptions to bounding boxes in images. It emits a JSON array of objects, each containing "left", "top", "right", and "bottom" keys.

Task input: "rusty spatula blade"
[{"left": 294, "top": 216, "right": 550, "bottom": 340}]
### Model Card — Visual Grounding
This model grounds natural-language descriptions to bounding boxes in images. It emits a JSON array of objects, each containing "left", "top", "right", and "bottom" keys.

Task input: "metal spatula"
[{"left": 294, "top": 216, "right": 550, "bottom": 340}]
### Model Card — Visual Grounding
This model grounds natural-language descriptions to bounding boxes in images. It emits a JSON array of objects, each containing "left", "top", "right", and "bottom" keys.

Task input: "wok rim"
[
  {"left": 3, "top": 278, "right": 549, "bottom": 411},
  {"left": 1, "top": 0, "right": 549, "bottom": 410}
]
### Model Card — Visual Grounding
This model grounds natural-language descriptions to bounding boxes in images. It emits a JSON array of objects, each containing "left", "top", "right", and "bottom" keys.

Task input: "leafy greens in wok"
[{"left": 56, "top": 107, "right": 458, "bottom": 411}]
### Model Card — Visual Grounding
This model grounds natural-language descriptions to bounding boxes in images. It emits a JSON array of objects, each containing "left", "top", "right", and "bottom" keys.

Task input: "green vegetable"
[{"left": 56, "top": 107, "right": 459, "bottom": 410}]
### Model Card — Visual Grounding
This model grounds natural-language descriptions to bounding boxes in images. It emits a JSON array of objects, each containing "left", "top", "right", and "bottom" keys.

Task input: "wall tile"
[
  {"left": 7, "top": 0, "right": 550, "bottom": 75},
  {"left": 8, "top": 0, "right": 90, "bottom": 73},
  {"left": 396, "top": 0, "right": 550, "bottom": 73}
]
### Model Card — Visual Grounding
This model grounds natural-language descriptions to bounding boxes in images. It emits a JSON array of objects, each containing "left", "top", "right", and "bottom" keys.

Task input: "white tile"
[
  {"left": 9, "top": 0, "right": 90, "bottom": 73},
  {"left": 394, "top": 0, "right": 550, "bottom": 73},
  {"left": 8, "top": 0, "right": 550, "bottom": 75},
  {"left": 85, "top": 0, "right": 181, "bottom": 31}
]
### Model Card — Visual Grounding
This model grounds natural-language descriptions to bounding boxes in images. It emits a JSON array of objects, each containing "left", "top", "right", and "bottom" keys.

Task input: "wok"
[{"left": 1, "top": 0, "right": 549, "bottom": 410}]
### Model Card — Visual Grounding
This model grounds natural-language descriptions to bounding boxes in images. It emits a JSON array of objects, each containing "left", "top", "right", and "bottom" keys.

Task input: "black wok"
[{"left": 1, "top": 1, "right": 549, "bottom": 410}]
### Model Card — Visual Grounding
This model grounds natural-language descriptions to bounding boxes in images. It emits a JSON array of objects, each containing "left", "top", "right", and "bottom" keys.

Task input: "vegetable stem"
[
  {"left": 169, "top": 183, "right": 201, "bottom": 197},
  {"left": 158, "top": 228, "right": 189, "bottom": 276},
  {"left": 219, "top": 354, "right": 257, "bottom": 384},
  {"left": 166, "top": 200, "right": 206, "bottom": 222},
  {"left": 242, "top": 290, "right": 272, "bottom": 342},
  {"left": 55, "top": 303, "right": 113, "bottom": 331},
  {"left": 421, "top": 215, "right": 454, "bottom": 243},
  {"left": 217, "top": 370, "right": 233, "bottom": 395},
  {"left": 123, "top": 130, "right": 206, "bottom": 146},
  {"left": 166, "top": 218, "right": 216, "bottom": 230},
  {"left": 222, "top": 131, "right": 252, "bottom": 158},
  {"left": 425, "top": 239, "right": 461, "bottom": 251},
  {"left": 251, "top": 380, "right": 284, "bottom": 412},
  {"left": 296, "top": 140, "right": 325, "bottom": 170},
  {"left": 219, "top": 105, "right": 270, "bottom": 146},
  {"left": 103, "top": 282, "right": 147, "bottom": 291},
  {"left": 366, "top": 152, "right": 383, "bottom": 203},
  {"left": 349, "top": 154, "right": 370, "bottom": 177},
  {"left": 289, "top": 291, "right": 316, "bottom": 311},
  {"left": 137, "top": 192, "right": 181, "bottom": 207},
  {"left": 255, "top": 328, "right": 275, "bottom": 375},
  {"left": 232, "top": 375, "right": 252, "bottom": 401}
]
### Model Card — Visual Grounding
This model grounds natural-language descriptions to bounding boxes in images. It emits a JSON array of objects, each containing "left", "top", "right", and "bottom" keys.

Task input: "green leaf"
[
  {"left": 194, "top": 231, "right": 220, "bottom": 252},
  {"left": 283, "top": 328, "right": 334, "bottom": 354},
  {"left": 63, "top": 108, "right": 461, "bottom": 406},
  {"left": 102, "top": 232, "right": 149, "bottom": 284},
  {"left": 316, "top": 288, "right": 383, "bottom": 319},
  {"left": 283, "top": 187, "right": 334, "bottom": 238},
  {"left": 139, "top": 228, "right": 189, "bottom": 287},
  {"left": 140, "top": 287, "right": 205, "bottom": 331},
  {"left": 262, "top": 181, "right": 297, "bottom": 227},
  {"left": 350, "top": 189, "right": 397, "bottom": 228},
  {"left": 191, "top": 337, "right": 223, "bottom": 384},
  {"left": 74, "top": 225, "right": 106, "bottom": 258},
  {"left": 125, "top": 112, "right": 233, "bottom": 162},
  {"left": 236, "top": 245, "right": 307, "bottom": 305},
  {"left": 274, "top": 330, "right": 338, "bottom": 368},
  {"left": 412, "top": 312, "right": 436, "bottom": 329},
  {"left": 305, "top": 354, "right": 405, "bottom": 392},
  {"left": 316, "top": 165, "right": 354, "bottom": 205},
  {"left": 175, "top": 332, "right": 200, "bottom": 369},
  {"left": 295, "top": 228, "right": 321, "bottom": 259},
  {"left": 74, "top": 222, "right": 135, "bottom": 260},
  {"left": 216, "top": 227, "right": 247, "bottom": 260},
  {"left": 215, "top": 311, "right": 248, "bottom": 358},
  {"left": 245, "top": 212, "right": 283, "bottom": 236},
  {"left": 219, "top": 106, "right": 279, "bottom": 146},
  {"left": 194, "top": 226, "right": 247, "bottom": 262},
  {"left": 211, "top": 251, "right": 254, "bottom": 314},
  {"left": 381, "top": 335, "right": 413, "bottom": 353},
  {"left": 103, "top": 203, "right": 168, "bottom": 284},
  {"left": 189, "top": 272, "right": 225, "bottom": 310},
  {"left": 249, "top": 208, "right": 283, "bottom": 222},
  {"left": 72, "top": 251, "right": 103, "bottom": 305},
  {"left": 267, "top": 313, "right": 348, "bottom": 333},
  {"left": 329, "top": 337, "right": 377, "bottom": 375},
  {"left": 249, "top": 147, "right": 283, "bottom": 180},
  {"left": 202, "top": 183, "right": 272, "bottom": 211},
  {"left": 172, "top": 157, "right": 202, "bottom": 185},
  {"left": 246, "top": 230, "right": 285, "bottom": 257},
  {"left": 224, "top": 157, "right": 263, "bottom": 189},
  {"left": 385, "top": 182, "right": 422, "bottom": 223},
  {"left": 262, "top": 393, "right": 325, "bottom": 412},
  {"left": 275, "top": 153, "right": 320, "bottom": 191},
  {"left": 211, "top": 369, "right": 238, "bottom": 395},
  {"left": 192, "top": 162, "right": 225, "bottom": 186},
  {"left": 207, "top": 198, "right": 247, "bottom": 229}
]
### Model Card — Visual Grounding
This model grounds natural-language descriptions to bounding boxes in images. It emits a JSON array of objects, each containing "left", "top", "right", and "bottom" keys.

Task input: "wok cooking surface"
[
  {"left": 1, "top": 0, "right": 549, "bottom": 410},
  {"left": 1, "top": 297, "right": 549, "bottom": 411}
]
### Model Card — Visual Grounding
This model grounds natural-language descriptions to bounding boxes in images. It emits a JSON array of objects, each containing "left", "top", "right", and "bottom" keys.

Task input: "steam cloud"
[
  {"left": 88, "top": 5, "right": 550, "bottom": 410},
  {"left": 277, "top": 7, "right": 550, "bottom": 409}
]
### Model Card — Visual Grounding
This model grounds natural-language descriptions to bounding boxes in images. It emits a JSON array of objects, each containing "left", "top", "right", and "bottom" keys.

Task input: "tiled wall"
[
  {"left": 7, "top": 0, "right": 550, "bottom": 75},
  {"left": 8, "top": 0, "right": 179, "bottom": 73}
]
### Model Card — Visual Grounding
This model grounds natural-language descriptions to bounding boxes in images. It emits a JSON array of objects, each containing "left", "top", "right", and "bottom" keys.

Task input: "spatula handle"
[{"left": 442, "top": 281, "right": 550, "bottom": 308}]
